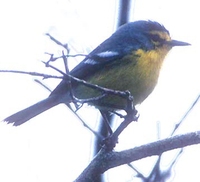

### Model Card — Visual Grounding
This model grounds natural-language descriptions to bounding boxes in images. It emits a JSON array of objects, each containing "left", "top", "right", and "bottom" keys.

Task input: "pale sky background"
[{"left": 0, "top": 0, "right": 200, "bottom": 181}]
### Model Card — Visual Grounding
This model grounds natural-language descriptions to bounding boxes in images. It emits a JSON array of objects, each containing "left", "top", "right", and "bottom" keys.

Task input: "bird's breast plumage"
[{"left": 72, "top": 45, "right": 172, "bottom": 110}]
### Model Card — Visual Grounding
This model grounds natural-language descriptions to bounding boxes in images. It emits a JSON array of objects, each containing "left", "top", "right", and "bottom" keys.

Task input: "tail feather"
[{"left": 3, "top": 96, "right": 62, "bottom": 126}]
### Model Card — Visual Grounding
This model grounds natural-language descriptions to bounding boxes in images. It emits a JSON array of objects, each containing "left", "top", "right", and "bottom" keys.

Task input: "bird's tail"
[{"left": 3, "top": 95, "right": 62, "bottom": 126}]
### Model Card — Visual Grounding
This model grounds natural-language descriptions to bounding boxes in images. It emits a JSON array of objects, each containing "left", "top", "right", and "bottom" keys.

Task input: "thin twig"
[
  {"left": 62, "top": 50, "right": 69, "bottom": 74},
  {"left": 0, "top": 70, "right": 63, "bottom": 80},
  {"left": 171, "top": 94, "right": 200, "bottom": 136},
  {"left": 68, "top": 106, "right": 103, "bottom": 139},
  {"left": 45, "top": 52, "right": 87, "bottom": 58},
  {"left": 34, "top": 79, "right": 52, "bottom": 92},
  {"left": 46, "top": 33, "right": 69, "bottom": 50},
  {"left": 127, "top": 163, "right": 146, "bottom": 180},
  {"left": 43, "top": 60, "right": 132, "bottom": 100}
]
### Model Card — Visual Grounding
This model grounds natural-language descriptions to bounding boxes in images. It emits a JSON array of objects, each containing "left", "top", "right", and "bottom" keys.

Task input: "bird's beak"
[{"left": 167, "top": 39, "right": 191, "bottom": 47}]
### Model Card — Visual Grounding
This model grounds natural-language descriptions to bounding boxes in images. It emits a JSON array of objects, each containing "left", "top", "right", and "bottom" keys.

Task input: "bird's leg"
[
  {"left": 102, "top": 91, "right": 139, "bottom": 151},
  {"left": 102, "top": 110, "right": 138, "bottom": 151}
]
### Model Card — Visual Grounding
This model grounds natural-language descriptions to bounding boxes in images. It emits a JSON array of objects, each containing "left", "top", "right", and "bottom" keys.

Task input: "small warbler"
[{"left": 4, "top": 20, "right": 190, "bottom": 126}]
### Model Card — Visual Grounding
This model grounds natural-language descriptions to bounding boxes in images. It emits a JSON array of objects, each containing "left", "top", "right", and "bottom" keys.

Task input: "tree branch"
[
  {"left": 74, "top": 130, "right": 200, "bottom": 182},
  {"left": 0, "top": 70, "right": 63, "bottom": 79}
]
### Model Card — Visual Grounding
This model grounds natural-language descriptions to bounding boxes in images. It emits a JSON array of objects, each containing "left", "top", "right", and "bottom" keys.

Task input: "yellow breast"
[{"left": 74, "top": 46, "right": 172, "bottom": 109}]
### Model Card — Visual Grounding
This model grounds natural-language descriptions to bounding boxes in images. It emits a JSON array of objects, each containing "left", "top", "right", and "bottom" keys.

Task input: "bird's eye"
[{"left": 150, "top": 34, "right": 162, "bottom": 42}]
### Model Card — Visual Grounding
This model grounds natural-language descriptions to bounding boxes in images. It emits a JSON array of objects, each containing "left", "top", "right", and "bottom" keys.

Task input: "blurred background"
[{"left": 0, "top": 0, "right": 200, "bottom": 181}]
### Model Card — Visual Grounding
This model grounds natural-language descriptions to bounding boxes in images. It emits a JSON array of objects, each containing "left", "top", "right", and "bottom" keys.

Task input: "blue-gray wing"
[
  {"left": 50, "top": 22, "right": 153, "bottom": 95},
  {"left": 70, "top": 38, "right": 139, "bottom": 79},
  {"left": 70, "top": 22, "right": 154, "bottom": 79}
]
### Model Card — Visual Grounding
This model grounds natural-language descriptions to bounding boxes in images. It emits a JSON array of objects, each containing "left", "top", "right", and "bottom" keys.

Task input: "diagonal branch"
[
  {"left": 170, "top": 94, "right": 200, "bottom": 136},
  {"left": 74, "top": 130, "right": 200, "bottom": 182}
]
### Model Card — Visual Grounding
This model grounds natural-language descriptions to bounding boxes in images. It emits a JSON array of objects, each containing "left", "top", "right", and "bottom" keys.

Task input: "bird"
[{"left": 3, "top": 20, "right": 190, "bottom": 126}]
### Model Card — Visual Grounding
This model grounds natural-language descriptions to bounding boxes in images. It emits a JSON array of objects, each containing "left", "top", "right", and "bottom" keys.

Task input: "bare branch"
[
  {"left": 74, "top": 130, "right": 200, "bottom": 182},
  {"left": 0, "top": 70, "right": 63, "bottom": 80},
  {"left": 46, "top": 33, "right": 69, "bottom": 51}
]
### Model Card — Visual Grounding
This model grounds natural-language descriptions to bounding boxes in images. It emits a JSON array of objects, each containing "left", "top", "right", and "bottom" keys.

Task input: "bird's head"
[
  {"left": 132, "top": 20, "right": 190, "bottom": 49},
  {"left": 115, "top": 20, "right": 190, "bottom": 52}
]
